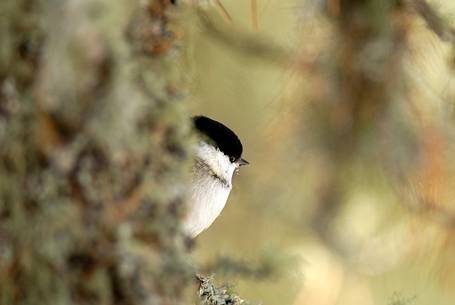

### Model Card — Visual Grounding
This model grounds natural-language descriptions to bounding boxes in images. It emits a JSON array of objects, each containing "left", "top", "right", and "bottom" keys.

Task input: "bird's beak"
[{"left": 238, "top": 158, "right": 250, "bottom": 166}]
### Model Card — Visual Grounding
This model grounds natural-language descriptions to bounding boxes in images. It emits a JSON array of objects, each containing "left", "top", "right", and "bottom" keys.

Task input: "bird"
[{"left": 183, "top": 115, "right": 249, "bottom": 238}]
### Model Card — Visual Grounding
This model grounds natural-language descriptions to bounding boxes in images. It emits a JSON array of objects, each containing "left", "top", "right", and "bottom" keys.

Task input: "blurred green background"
[{"left": 185, "top": 1, "right": 455, "bottom": 305}]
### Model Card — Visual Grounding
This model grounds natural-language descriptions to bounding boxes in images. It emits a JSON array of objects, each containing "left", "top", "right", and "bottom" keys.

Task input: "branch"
[
  {"left": 198, "top": 13, "right": 291, "bottom": 65},
  {"left": 409, "top": 0, "right": 455, "bottom": 43},
  {"left": 196, "top": 274, "right": 247, "bottom": 305},
  {"left": 399, "top": 190, "right": 455, "bottom": 228}
]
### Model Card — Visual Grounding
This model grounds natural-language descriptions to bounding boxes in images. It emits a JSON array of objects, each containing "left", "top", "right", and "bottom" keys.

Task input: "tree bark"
[{"left": 0, "top": 1, "right": 192, "bottom": 304}]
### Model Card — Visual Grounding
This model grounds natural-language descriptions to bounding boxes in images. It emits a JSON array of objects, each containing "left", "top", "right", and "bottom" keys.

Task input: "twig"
[
  {"left": 399, "top": 190, "right": 455, "bottom": 228},
  {"left": 198, "top": 13, "right": 291, "bottom": 65},
  {"left": 196, "top": 274, "right": 246, "bottom": 305},
  {"left": 409, "top": 0, "right": 455, "bottom": 43}
]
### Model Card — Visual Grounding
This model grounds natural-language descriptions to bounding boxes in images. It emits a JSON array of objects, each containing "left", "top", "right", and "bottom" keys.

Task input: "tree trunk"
[{"left": 0, "top": 1, "right": 192, "bottom": 304}]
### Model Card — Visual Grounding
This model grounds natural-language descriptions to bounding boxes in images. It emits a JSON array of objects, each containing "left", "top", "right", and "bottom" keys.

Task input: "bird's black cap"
[{"left": 193, "top": 115, "right": 244, "bottom": 163}]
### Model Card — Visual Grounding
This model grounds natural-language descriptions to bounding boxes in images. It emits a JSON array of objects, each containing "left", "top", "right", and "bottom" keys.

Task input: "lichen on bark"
[{"left": 0, "top": 0, "right": 193, "bottom": 304}]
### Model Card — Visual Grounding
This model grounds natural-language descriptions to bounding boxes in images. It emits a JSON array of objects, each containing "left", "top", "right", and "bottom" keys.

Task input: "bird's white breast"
[
  {"left": 183, "top": 142, "right": 236, "bottom": 238},
  {"left": 183, "top": 171, "right": 231, "bottom": 238}
]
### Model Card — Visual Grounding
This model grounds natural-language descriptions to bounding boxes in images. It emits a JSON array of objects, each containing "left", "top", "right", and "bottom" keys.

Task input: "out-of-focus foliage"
[{"left": 187, "top": 1, "right": 455, "bottom": 305}]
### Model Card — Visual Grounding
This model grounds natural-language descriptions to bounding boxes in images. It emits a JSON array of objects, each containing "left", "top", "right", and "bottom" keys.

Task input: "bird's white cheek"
[{"left": 225, "top": 163, "right": 237, "bottom": 180}]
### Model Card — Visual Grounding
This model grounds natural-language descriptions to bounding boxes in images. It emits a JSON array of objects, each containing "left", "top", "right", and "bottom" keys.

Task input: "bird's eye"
[{"left": 229, "top": 156, "right": 236, "bottom": 162}]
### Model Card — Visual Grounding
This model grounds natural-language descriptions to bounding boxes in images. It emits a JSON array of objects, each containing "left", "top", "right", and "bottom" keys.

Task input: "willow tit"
[{"left": 183, "top": 115, "right": 249, "bottom": 238}]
